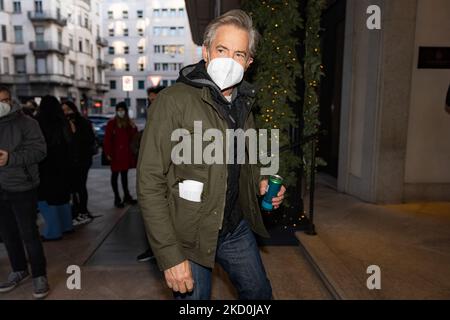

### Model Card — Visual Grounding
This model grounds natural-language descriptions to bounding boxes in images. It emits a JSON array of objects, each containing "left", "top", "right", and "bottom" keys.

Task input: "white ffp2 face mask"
[
  {"left": 207, "top": 57, "right": 244, "bottom": 91},
  {"left": 0, "top": 102, "right": 11, "bottom": 118},
  {"left": 117, "top": 111, "right": 126, "bottom": 118}
]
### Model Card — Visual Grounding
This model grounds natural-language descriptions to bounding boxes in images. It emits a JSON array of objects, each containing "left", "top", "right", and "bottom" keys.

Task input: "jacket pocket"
[{"left": 171, "top": 183, "right": 204, "bottom": 248}]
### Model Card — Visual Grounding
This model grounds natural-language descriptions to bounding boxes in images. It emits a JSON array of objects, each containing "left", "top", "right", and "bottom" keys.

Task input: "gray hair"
[{"left": 203, "top": 9, "right": 259, "bottom": 58}]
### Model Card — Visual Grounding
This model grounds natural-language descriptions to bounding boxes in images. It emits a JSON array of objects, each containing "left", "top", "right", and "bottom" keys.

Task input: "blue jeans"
[{"left": 175, "top": 219, "right": 272, "bottom": 300}]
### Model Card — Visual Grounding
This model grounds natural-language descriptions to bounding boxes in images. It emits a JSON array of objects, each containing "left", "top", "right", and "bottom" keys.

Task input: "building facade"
[
  {"left": 102, "top": 0, "right": 201, "bottom": 118},
  {"left": 0, "top": 0, "right": 108, "bottom": 114}
]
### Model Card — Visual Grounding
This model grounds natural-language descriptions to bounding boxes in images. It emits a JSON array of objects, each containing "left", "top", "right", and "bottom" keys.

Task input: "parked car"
[{"left": 88, "top": 114, "right": 114, "bottom": 146}]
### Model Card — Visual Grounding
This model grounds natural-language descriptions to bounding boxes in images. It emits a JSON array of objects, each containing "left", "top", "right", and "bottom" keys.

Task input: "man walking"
[
  {"left": 137, "top": 10, "right": 285, "bottom": 300},
  {"left": 0, "top": 86, "right": 50, "bottom": 299}
]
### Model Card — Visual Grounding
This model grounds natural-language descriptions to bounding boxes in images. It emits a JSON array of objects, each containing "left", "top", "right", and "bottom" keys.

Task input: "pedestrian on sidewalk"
[
  {"left": 103, "top": 102, "right": 138, "bottom": 208},
  {"left": 0, "top": 86, "right": 50, "bottom": 299},
  {"left": 135, "top": 86, "right": 165, "bottom": 263},
  {"left": 36, "top": 95, "right": 74, "bottom": 240},
  {"left": 62, "top": 100, "right": 97, "bottom": 226},
  {"left": 137, "top": 10, "right": 286, "bottom": 300}
]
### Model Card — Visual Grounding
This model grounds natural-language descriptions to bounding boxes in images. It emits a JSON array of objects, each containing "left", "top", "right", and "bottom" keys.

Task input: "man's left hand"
[
  {"left": 259, "top": 179, "right": 286, "bottom": 210},
  {"left": 0, "top": 149, "right": 9, "bottom": 167}
]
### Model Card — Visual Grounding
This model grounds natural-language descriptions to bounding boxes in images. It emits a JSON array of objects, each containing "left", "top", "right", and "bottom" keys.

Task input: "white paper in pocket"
[{"left": 179, "top": 180, "right": 204, "bottom": 203}]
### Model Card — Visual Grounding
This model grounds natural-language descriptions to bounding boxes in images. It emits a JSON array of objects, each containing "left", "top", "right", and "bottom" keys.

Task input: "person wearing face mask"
[
  {"left": 103, "top": 102, "right": 138, "bottom": 208},
  {"left": 0, "top": 86, "right": 50, "bottom": 299},
  {"left": 137, "top": 10, "right": 286, "bottom": 300},
  {"left": 62, "top": 101, "right": 97, "bottom": 226}
]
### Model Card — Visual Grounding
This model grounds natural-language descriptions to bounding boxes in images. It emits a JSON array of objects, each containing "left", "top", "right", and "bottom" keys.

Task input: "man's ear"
[
  {"left": 245, "top": 57, "right": 254, "bottom": 71},
  {"left": 202, "top": 46, "right": 209, "bottom": 63}
]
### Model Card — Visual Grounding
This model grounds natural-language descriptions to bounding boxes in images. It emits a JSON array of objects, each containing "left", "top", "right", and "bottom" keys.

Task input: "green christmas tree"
[
  {"left": 243, "top": 0, "right": 327, "bottom": 192},
  {"left": 242, "top": 0, "right": 303, "bottom": 188}
]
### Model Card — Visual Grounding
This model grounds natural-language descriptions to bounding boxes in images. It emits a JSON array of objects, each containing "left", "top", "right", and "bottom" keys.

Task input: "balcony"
[
  {"left": 95, "top": 83, "right": 109, "bottom": 92},
  {"left": 97, "top": 59, "right": 110, "bottom": 69},
  {"left": 28, "top": 11, "right": 67, "bottom": 27},
  {"left": 28, "top": 74, "right": 74, "bottom": 86},
  {"left": 77, "top": 79, "right": 95, "bottom": 89},
  {"left": 0, "top": 75, "right": 15, "bottom": 84},
  {"left": 30, "top": 41, "right": 69, "bottom": 55},
  {"left": 96, "top": 37, "right": 108, "bottom": 47}
]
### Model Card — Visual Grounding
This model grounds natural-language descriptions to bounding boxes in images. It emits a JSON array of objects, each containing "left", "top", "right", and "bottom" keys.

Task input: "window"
[
  {"left": 69, "top": 35, "right": 74, "bottom": 50},
  {"left": 162, "top": 80, "right": 169, "bottom": 87},
  {"left": 34, "top": 1, "right": 43, "bottom": 13},
  {"left": 178, "top": 8, "right": 185, "bottom": 17},
  {"left": 138, "top": 80, "right": 145, "bottom": 89},
  {"left": 35, "top": 57, "right": 46, "bottom": 74},
  {"left": 70, "top": 61, "right": 75, "bottom": 78},
  {"left": 79, "top": 65, "right": 84, "bottom": 79},
  {"left": 162, "top": 63, "right": 168, "bottom": 71},
  {"left": 123, "top": 28, "right": 128, "bottom": 37},
  {"left": 57, "top": 56, "right": 64, "bottom": 75},
  {"left": 138, "top": 28, "right": 144, "bottom": 36},
  {"left": 161, "top": 9, "right": 168, "bottom": 17},
  {"left": 137, "top": 10, "right": 143, "bottom": 18},
  {"left": 110, "top": 80, "right": 116, "bottom": 89},
  {"left": 1, "top": 25, "right": 7, "bottom": 42},
  {"left": 125, "top": 63, "right": 129, "bottom": 71},
  {"left": 108, "top": 46, "right": 114, "bottom": 54},
  {"left": 79, "top": 40, "right": 83, "bottom": 52},
  {"left": 122, "top": 11, "right": 128, "bottom": 19},
  {"left": 84, "top": 16, "right": 89, "bottom": 29},
  {"left": 169, "top": 27, "right": 177, "bottom": 36},
  {"left": 153, "top": 27, "right": 161, "bottom": 36},
  {"left": 123, "top": 46, "right": 129, "bottom": 54},
  {"left": 170, "top": 9, "right": 176, "bottom": 17},
  {"left": 178, "top": 27, "right": 185, "bottom": 36},
  {"left": 109, "top": 28, "right": 114, "bottom": 37},
  {"left": 124, "top": 98, "right": 130, "bottom": 108},
  {"left": 14, "top": 56, "right": 26, "bottom": 74},
  {"left": 139, "top": 63, "right": 144, "bottom": 71},
  {"left": 0, "top": 0, "right": 4, "bottom": 11},
  {"left": 153, "top": 9, "right": 160, "bottom": 17},
  {"left": 14, "top": 26, "right": 23, "bottom": 44},
  {"left": 3, "top": 57, "right": 9, "bottom": 74},
  {"left": 154, "top": 45, "right": 160, "bottom": 53},
  {"left": 154, "top": 63, "right": 160, "bottom": 71},
  {"left": 13, "top": 1, "right": 21, "bottom": 13},
  {"left": 35, "top": 26, "right": 44, "bottom": 42},
  {"left": 85, "top": 39, "right": 90, "bottom": 54},
  {"left": 110, "top": 63, "right": 115, "bottom": 71},
  {"left": 110, "top": 98, "right": 116, "bottom": 107},
  {"left": 138, "top": 46, "right": 144, "bottom": 54},
  {"left": 108, "top": 11, "right": 113, "bottom": 19}
]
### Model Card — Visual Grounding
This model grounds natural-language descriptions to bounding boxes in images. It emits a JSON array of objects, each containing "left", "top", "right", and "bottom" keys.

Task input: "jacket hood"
[
  {"left": 177, "top": 60, "right": 257, "bottom": 104},
  {"left": 0, "top": 100, "right": 22, "bottom": 123}
]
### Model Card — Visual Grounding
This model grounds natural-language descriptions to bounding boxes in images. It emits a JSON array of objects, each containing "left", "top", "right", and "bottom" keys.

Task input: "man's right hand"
[{"left": 164, "top": 260, "right": 194, "bottom": 294}]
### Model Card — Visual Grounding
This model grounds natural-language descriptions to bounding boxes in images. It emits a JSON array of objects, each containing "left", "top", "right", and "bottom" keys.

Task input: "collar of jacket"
[{"left": 201, "top": 85, "right": 256, "bottom": 125}]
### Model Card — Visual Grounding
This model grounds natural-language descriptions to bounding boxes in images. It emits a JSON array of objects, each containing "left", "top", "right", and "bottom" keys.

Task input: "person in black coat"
[
  {"left": 36, "top": 95, "right": 73, "bottom": 240},
  {"left": 62, "top": 101, "right": 96, "bottom": 224}
]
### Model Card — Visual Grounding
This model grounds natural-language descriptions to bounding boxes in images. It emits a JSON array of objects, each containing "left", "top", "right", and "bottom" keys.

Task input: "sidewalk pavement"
[
  {"left": 297, "top": 175, "right": 450, "bottom": 299},
  {"left": 0, "top": 168, "right": 332, "bottom": 300}
]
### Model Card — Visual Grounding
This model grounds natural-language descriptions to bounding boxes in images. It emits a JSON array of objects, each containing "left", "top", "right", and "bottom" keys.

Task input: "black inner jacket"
[{"left": 177, "top": 60, "right": 254, "bottom": 235}]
